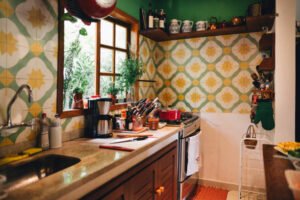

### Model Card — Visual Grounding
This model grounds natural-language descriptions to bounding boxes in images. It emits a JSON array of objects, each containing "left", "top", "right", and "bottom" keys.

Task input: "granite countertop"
[{"left": 6, "top": 126, "right": 182, "bottom": 200}]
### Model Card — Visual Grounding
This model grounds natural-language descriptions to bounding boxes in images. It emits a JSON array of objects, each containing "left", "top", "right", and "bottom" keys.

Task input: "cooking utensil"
[
  {"left": 110, "top": 136, "right": 148, "bottom": 144},
  {"left": 159, "top": 109, "right": 181, "bottom": 121},
  {"left": 99, "top": 145, "right": 134, "bottom": 152}
]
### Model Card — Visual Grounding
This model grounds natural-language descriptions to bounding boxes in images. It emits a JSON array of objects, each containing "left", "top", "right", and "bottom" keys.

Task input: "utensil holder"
[{"left": 244, "top": 125, "right": 257, "bottom": 149}]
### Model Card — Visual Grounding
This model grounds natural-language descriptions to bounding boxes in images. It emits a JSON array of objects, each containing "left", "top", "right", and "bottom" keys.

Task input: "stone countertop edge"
[{"left": 7, "top": 126, "right": 182, "bottom": 200}]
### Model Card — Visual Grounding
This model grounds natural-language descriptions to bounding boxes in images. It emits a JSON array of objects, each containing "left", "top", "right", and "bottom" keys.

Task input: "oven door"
[
  {"left": 179, "top": 128, "right": 201, "bottom": 182},
  {"left": 178, "top": 128, "right": 201, "bottom": 200}
]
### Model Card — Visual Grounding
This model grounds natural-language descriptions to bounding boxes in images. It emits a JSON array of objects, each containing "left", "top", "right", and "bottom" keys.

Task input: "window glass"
[
  {"left": 101, "top": 19, "right": 113, "bottom": 46},
  {"left": 64, "top": 20, "right": 96, "bottom": 110},
  {"left": 100, "top": 48, "right": 113, "bottom": 73},
  {"left": 115, "top": 24, "right": 127, "bottom": 49},
  {"left": 115, "top": 50, "right": 127, "bottom": 73},
  {"left": 100, "top": 76, "right": 113, "bottom": 97}
]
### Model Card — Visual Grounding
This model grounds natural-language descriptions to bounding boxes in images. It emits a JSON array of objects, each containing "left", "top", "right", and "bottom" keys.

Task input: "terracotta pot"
[
  {"left": 72, "top": 93, "right": 84, "bottom": 109},
  {"left": 108, "top": 94, "right": 117, "bottom": 105}
]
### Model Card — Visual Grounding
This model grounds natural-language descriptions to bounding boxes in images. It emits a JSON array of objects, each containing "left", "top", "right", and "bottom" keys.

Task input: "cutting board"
[{"left": 113, "top": 127, "right": 153, "bottom": 138}]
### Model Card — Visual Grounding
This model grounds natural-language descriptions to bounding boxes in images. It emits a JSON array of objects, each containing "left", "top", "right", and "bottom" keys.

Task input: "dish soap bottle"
[{"left": 40, "top": 113, "right": 50, "bottom": 150}]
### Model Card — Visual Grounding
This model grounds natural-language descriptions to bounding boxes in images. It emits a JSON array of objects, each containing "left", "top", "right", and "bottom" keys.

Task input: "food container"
[
  {"left": 285, "top": 170, "right": 300, "bottom": 199},
  {"left": 159, "top": 109, "right": 181, "bottom": 121},
  {"left": 148, "top": 117, "right": 159, "bottom": 130}
]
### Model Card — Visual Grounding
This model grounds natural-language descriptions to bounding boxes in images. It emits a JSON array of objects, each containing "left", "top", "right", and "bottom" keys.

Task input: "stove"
[
  {"left": 164, "top": 112, "right": 200, "bottom": 126},
  {"left": 177, "top": 112, "right": 201, "bottom": 200}
]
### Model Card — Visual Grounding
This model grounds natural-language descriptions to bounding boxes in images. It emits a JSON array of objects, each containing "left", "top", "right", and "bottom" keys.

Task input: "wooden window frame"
[
  {"left": 97, "top": 17, "right": 131, "bottom": 96},
  {"left": 57, "top": 3, "right": 139, "bottom": 118}
]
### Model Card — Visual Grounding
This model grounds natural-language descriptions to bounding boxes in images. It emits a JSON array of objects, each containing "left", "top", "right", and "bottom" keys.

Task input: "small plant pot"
[
  {"left": 109, "top": 94, "right": 117, "bottom": 105},
  {"left": 72, "top": 93, "right": 83, "bottom": 109}
]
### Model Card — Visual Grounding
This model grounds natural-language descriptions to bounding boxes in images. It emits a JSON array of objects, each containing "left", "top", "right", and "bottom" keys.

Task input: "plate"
[{"left": 274, "top": 146, "right": 288, "bottom": 155}]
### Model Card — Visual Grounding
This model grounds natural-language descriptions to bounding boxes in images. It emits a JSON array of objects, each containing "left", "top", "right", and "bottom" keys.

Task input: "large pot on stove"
[{"left": 159, "top": 108, "right": 181, "bottom": 122}]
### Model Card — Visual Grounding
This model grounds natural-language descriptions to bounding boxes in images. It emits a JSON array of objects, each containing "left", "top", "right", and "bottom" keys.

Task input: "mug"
[
  {"left": 182, "top": 20, "right": 193, "bottom": 33},
  {"left": 196, "top": 21, "right": 208, "bottom": 31},
  {"left": 169, "top": 19, "right": 182, "bottom": 34}
]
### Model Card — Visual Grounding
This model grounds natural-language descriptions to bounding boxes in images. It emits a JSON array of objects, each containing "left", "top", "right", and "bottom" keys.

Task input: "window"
[
  {"left": 57, "top": 2, "right": 139, "bottom": 118},
  {"left": 98, "top": 18, "right": 131, "bottom": 99}
]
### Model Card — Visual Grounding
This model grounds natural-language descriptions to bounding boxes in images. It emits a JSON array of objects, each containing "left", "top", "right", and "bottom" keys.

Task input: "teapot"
[
  {"left": 182, "top": 20, "right": 193, "bottom": 33},
  {"left": 169, "top": 19, "right": 182, "bottom": 34}
]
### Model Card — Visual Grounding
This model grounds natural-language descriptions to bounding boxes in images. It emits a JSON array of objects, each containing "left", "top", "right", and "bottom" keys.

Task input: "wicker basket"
[{"left": 244, "top": 125, "right": 257, "bottom": 149}]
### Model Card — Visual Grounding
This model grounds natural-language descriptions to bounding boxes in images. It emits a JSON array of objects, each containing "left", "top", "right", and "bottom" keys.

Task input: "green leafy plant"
[
  {"left": 73, "top": 87, "right": 84, "bottom": 94},
  {"left": 105, "top": 83, "right": 119, "bottom": 96},
  {"left": 63, "top": 35, "right": 94, "bottom": 109},
  {"left": 118, "top": 57, "right": 144, "bottom": 92}
]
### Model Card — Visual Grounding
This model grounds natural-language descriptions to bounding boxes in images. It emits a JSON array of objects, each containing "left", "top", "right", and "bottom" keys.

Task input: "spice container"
[{"left": 148, "top": 117, "right": 159, "bottom": 130}]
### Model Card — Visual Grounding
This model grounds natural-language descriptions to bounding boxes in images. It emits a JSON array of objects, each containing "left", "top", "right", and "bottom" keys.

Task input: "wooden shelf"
[{"left": 140, "top": 15, "right": 275, "bottom": 42}]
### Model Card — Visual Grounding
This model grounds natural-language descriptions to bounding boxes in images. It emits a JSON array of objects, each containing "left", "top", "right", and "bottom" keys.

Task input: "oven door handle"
[{"left": 182, "top": 128, "right": 201, "bottom": 139}]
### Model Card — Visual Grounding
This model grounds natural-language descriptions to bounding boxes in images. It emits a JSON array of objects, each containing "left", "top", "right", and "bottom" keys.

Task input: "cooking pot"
[{"left": 159, "top": 109, "right": 181, "bottom": 121}]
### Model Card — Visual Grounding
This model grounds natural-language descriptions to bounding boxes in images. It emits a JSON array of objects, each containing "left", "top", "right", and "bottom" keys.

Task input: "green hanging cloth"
[{"left": 253, "top": 101, "right": 275, "bottom": 130}]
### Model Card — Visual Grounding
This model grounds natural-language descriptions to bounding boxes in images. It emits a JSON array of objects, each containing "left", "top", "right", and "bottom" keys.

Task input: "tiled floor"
[
  {"left": 226, "top": 191, "right": 266, "bottom": 200},
  {"left": 191, "top": 186, "right": 228, "bottom": 200}
]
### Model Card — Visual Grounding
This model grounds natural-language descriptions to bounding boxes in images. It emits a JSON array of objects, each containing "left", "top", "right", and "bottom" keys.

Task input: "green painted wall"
[
  {"left": 116, "top": 0, "right": 149, "bottom": 19},
  {"left": 118, "top": 0, "right": 259, "bottom": 22}
]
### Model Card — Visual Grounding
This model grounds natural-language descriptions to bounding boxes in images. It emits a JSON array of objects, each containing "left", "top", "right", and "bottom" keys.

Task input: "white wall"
[
  {"left": 199, "top": 113, "right": 272, "bottom": 189},
  {"left": 275, "top": 0, "right": 296, "bottom": 143},
  {"left": 297, "top": 0, "right": 300, "bottom": 20}
]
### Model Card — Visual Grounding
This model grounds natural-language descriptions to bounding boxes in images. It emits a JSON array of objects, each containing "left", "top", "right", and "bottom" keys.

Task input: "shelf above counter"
[{"left": 140, "top": 15, "right": 276, "bottom": 42}]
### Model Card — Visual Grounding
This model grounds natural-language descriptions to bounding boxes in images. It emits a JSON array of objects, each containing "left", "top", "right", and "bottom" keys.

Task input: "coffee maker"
[{"left": 85, "top": 98, "right": 113, "bottom": 138}]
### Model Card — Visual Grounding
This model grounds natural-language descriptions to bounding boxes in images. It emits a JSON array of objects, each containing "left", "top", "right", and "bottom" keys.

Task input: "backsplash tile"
[
  {"left": 139, "top": 32, "right": 262, "bottom": 113},
  {"left": 0, "top": 0, "right": 83, "bottom": 151}
]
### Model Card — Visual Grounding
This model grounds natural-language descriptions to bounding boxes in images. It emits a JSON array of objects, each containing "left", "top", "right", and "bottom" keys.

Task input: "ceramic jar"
[
  {"left": 169, "top": 19, "right": 182, "bottom": 34},
  {"left": 182, "top": 20, "right": 193, "bottom": 33},
  {"left": 196, "top": 21, "right": 208, "bottom": 31}
]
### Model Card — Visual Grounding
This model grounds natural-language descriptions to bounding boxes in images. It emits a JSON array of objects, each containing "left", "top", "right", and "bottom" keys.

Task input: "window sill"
[{"left": 60, "top": 103, "right": 128, "bottom": 119}]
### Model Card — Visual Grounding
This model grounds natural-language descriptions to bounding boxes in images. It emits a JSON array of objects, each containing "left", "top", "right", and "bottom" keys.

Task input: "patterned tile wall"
[
  {"left": 0, "top": 0, "right": 84, "bottom": 150},
  {"left": 140, "top": 33, "right": 263, "bottom": 113},
  {"left": 138, "top": 36, "right": 157, "bottom": 99}
]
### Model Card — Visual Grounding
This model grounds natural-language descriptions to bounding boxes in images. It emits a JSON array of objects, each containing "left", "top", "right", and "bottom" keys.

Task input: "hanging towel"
[{"left": 186, "top": 131, "right": 201, "bottom": 176}]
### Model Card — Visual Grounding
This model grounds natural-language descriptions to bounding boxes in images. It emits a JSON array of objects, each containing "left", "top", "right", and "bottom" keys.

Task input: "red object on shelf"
[
  {"left": 159, "top": 109, "right": 181, "bottom": 121},
  {"left": 64, "top": 0, "right": 117, "bottom": 25}
]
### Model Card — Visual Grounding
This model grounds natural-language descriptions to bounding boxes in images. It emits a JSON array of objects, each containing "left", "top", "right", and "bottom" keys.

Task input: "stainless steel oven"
[{"left": 177, "top": 115, "right": 201, "bottom": 200}]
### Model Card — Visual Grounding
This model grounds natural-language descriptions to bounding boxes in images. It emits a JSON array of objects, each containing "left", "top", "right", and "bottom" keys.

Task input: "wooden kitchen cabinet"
[{"left": 82, "top": 141, "right": 178, "bottom": 200}]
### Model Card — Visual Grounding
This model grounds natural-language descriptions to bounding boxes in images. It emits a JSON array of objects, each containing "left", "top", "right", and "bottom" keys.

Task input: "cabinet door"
[
  {"left": 128, "top": 163, "right": 156, "bottom": 200},
  {"left": 101, "top": 185, "right": 129, "bottom": 200},
  {"left": 156, "top": 147, "right": 177, "bottom": 200}
]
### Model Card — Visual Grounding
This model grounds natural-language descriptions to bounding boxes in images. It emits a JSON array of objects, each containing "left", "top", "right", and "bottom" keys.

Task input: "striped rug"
[{"left": 192, "top": 186, "right": 229, "bottom": 200}]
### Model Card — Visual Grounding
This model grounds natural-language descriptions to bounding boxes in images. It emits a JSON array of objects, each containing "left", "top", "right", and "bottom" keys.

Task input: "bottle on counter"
[
  {"left": 125, "top": 107, "right": 133, "bottom": 131},
  {"left": 147, "top": 2, "right": 154, "bottom": 29},
  {"left": 40, "top": 113, "right": 50, "bottom": 150}
]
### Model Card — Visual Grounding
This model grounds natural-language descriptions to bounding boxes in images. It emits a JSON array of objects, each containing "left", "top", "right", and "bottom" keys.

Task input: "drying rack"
[{"left": 238, "top": 128, "right": 274, "bottom": 199}]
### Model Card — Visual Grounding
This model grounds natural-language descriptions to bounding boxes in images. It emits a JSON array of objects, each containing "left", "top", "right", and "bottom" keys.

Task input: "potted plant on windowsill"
[
  {"left": 118, "top": 57, "right": 144, "bottom": 102},
  {"left": 72, "top": 87, "right": 84, "bottom": 109},
  {"left": 106, "top": 83, "right": 119, "bottom": 105}
]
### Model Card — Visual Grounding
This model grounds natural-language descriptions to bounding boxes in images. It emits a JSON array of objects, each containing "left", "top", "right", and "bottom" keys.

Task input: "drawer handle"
[{"left": 155, "top": 186, "right": 165, "bottom": 196}]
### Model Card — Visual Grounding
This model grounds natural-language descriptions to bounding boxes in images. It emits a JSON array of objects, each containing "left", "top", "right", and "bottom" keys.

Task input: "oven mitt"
[{"left": 253, "top": 101, "right": 275, "bottom": 130}]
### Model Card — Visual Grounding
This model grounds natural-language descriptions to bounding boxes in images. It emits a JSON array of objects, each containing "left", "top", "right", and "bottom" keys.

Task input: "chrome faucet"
[{"left": 0, "top": 84, "right": 33, "bottom": 131}]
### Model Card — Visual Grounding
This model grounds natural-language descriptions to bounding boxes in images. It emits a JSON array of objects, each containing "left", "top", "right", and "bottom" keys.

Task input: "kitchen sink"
[{"left": 0, "top": 154, "right": 80, "bottom": 192}]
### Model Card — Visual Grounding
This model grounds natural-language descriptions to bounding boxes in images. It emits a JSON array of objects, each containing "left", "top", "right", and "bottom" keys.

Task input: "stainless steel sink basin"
[{"left": 0, "top": 154, "right": 80, "bottom": 192}]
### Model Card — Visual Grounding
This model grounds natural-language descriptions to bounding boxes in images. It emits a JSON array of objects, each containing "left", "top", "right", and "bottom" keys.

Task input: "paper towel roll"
[{"left": 49, "top": 126, "right": 62, "bottom": 148}]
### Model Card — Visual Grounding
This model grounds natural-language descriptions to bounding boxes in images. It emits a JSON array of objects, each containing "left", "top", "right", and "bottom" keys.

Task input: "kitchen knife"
[{"left": 110, "top": 136, "right": 148, "bottom": 144}]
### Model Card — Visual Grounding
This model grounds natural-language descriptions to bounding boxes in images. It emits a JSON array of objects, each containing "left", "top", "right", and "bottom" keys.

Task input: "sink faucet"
[{"left": 1, "top": 84, "right": 33, "bottom": 130}]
